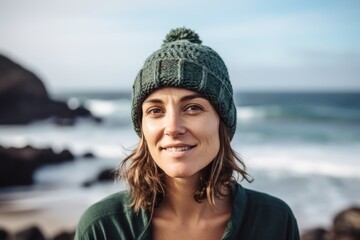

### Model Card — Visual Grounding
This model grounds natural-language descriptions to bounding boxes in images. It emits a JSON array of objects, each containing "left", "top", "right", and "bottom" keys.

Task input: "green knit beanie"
[{"left": 131, "top": 27, "right": 237, "bottom": 139}]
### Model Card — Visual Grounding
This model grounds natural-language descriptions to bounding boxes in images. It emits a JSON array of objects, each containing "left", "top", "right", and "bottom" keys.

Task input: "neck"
[{"left": 156, "top": 174, "right": 228, "bottom": 222}]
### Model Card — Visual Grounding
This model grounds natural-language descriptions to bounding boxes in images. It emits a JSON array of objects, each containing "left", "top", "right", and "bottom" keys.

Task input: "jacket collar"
[{"left": 133, "top": 183, "right": 246, "bottom": 240}]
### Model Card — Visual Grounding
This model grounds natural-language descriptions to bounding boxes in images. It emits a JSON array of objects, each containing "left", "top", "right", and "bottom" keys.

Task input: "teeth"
[{"left": 165, "top": 146, "right": 191, "bottom": 152}]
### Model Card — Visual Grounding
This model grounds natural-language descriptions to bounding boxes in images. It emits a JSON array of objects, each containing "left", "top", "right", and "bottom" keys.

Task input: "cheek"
[
  {"left": 142, "top": 119, "right": 161, "bottom": 144},
  {"left": 198, "top": 115, "right": 219, "bottom": 135},
  {"left": 208, "top": 131, "right": 220, "bottom": 154},
  {"left": 204, "top": 119, "right": 220, "bottom": 153},
  {"left": 142, "top": 121, "right": 155, "bottom": 134}
]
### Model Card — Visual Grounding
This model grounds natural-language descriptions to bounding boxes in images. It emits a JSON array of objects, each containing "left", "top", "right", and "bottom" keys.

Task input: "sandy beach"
[
  {"left": 0, "top": 205, "right": 78, "bottom": 238},
  {"left": 0, "top": 194, "right": 81, "bottom": 238},
  {"left": 0, "top": 183, "right": 123, "bottom": 239}
]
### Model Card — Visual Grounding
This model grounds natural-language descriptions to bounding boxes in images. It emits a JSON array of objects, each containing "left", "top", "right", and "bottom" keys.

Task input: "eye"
[
  {"left": 184, "top": 104, "right": 204, "bottom": 113},
  {"left": 146, "top": 107, "right": 164, "bottom": 116}
]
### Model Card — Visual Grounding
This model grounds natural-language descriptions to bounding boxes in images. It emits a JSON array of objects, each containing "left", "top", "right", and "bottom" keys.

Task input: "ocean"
[{"left": 0, "top": 91, "right": 359, "bottom": 232}]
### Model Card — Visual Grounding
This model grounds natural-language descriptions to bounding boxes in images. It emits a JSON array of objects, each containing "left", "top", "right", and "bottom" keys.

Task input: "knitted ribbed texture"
[{"left": 131, "top": 27, "right": 237, "bottom": 139}]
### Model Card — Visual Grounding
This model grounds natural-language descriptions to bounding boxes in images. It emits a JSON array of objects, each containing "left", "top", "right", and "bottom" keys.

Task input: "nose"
[{"left": 164, "top": 109, "right": 186, "bottom": 136}]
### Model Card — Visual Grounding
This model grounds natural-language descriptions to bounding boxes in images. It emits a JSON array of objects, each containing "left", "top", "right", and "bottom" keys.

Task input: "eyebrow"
[{"left": 143, "top": 93, "right": 204, "bottom": 104}]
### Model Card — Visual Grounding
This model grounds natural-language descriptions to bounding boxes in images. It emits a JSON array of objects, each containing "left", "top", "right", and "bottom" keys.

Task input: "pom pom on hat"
[
  {"left": 131, "top": 27, "right": 237, "bottom": 139},
  {"left": 162, "top": 27, "right": 202, "bottom": 45}
]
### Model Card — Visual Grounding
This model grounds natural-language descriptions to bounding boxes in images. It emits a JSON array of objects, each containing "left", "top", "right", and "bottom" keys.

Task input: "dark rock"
[
  {"left": 13, "top": 226, "right": 45, "bottom": 240},
  {"left": 327, "top": 206, "right": 360, "bottom": 240},
  {"left": 81, "top": 168, "right": 114, "bottom": 188},
  {"left": 81, "top": 180, "right": 94, "bottom": 188},
  {"left": 0, "top": 55, "right": 48, "bottom": 100},
  {"left": 52, "top": 231, "right": 75, "bottom": 240},
  {"left": 0, "top": 148, "right": 36, "bottom": 187},
  {"left": 82, "top": 152, "right": 95, "bottom": 159},
  {"left": 301, "top": 227, "right": 327, "bottom": 240},
  {"left": 0, "top": 228, "right": 9, "bottom": 240},
  {"left": 0, "top": 145, "right": 74, "bottom": 187},
  {"left": 0, "top": 54, "right": 100, "bottom": 125},
  {"left": 97, "top": 168, "right": 114, "bottom": 182}
]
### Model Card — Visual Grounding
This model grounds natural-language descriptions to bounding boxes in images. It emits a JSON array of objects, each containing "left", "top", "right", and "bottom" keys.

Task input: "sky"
[{"left": 0, "top": 0, "right": 359, "bottom": 93}]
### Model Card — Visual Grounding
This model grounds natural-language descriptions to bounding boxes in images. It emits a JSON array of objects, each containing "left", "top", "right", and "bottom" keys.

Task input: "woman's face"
[{"left": 141, "top": 87, "right": 220, "bottom": 179}]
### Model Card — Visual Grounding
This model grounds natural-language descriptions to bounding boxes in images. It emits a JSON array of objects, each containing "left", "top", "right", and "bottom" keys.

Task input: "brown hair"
[{"left": 117, "top": 121, "right": 252, "bottom": 213}]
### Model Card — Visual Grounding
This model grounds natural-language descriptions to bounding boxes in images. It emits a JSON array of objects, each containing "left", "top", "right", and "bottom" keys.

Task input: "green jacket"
[{"left": 75, "top": 183, "right": 300, "bottom": 240}]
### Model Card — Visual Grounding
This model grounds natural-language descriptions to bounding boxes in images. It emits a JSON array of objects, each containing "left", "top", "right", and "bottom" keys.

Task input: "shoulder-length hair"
[{"left": 117, "top": 121, "right": 252, "bottom": 213}]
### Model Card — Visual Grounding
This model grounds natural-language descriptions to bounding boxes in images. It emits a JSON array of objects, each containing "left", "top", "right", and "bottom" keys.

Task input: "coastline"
[{"left": 0, "top": 183, "right": 359, "bottom": 239}]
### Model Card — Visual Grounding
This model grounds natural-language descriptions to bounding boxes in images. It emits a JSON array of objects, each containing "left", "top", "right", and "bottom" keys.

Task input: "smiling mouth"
[{"left": 163, "top": 146, "right": 195, "bottom": 152}]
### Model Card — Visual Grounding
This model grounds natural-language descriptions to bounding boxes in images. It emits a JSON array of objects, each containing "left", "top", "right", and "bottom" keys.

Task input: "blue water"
[{"left": 1, "top": 91, "right": 359, "bottom": 230}]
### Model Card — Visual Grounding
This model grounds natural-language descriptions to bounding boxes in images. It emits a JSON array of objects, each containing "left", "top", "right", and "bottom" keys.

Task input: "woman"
[{"left": 75, "top": 27, "right": 300, "bottom": 240}]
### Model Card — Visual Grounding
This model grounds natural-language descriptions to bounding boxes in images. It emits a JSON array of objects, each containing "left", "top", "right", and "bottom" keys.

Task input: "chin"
[{"left": 163, "top": 168, "right": 199, "bottom": 179}]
